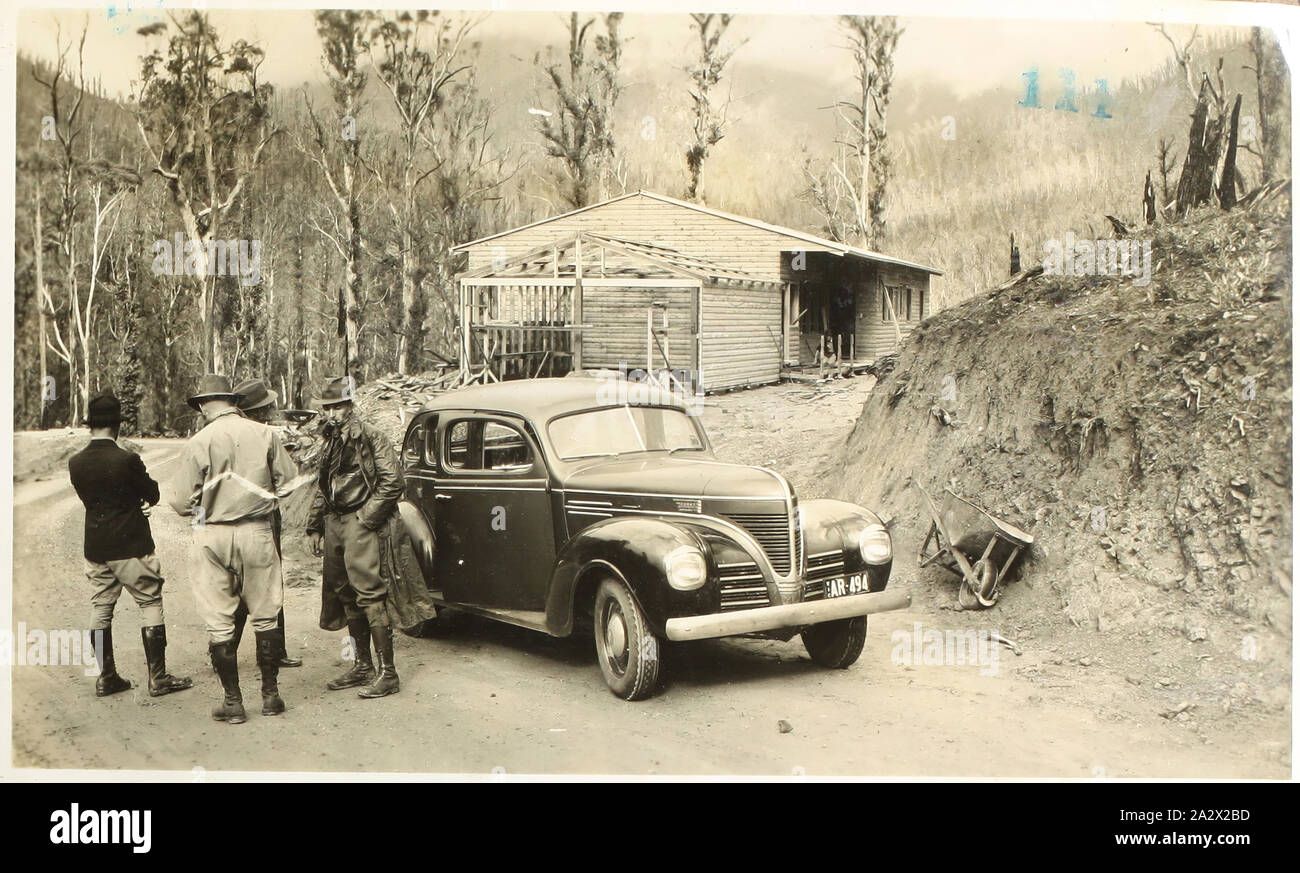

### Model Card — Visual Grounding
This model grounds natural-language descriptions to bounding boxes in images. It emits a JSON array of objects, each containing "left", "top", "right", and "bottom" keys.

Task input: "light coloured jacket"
[{"left": 168, "top": 408, "right": 298, "bottom": 524}]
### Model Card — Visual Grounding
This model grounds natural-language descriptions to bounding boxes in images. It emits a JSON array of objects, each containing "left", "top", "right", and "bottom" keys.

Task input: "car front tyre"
[
  {"left": 801, "top": 616, "right": 867, "bottom": 669},
  {"left": 593, "top": 578, "right": 662, "bottom": 701}
]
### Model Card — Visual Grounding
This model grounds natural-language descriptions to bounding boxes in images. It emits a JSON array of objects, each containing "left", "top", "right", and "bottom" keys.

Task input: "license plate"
[{"left": 823, "top": 574, "right": 869, "bottom": 598}]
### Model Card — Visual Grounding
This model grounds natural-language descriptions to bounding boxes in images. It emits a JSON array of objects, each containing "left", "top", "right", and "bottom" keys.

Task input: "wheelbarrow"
[{"left": 914, "top": 482, "right": 1033, "bottom": 609}]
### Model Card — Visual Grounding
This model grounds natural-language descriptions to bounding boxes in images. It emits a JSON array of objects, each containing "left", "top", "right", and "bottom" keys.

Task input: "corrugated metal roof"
[{"left": 451, "top": 190, "right": 944, "bottom": 276}]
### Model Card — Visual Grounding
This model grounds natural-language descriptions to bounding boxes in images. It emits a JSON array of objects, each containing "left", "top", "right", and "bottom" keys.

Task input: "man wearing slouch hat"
[
  {"left": 169, "top": 374, "right": 298, "bottom": 724},
  {"left": 229, "top": 378, "right": 303, "bottom": 669}
]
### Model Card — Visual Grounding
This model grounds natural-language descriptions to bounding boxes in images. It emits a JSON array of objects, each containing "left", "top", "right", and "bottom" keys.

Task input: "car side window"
[
  {"left": 403, "top": 423, "right": 425, "bottom": 468},
  {"left": 422, "top": 419, "right": 438, "bottom": 467},
  {"left": 443, "top": 418, "right": 534, "bottom": 474},
  {"left": 483, "top": 422, "right": 531, "bottom": 472},
  {"left": 446, "top": 420, "right": 472, "bottom": 470}
]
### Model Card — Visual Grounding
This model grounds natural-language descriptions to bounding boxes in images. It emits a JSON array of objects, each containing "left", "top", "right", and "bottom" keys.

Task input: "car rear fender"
[{"left": 397, "top": 500, "right": 436, "bottom": 582}]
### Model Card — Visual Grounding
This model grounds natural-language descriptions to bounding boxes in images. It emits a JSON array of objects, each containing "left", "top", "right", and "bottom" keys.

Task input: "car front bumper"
[{"left": 664, "top": 588, "right": 911, "bottom": 642}]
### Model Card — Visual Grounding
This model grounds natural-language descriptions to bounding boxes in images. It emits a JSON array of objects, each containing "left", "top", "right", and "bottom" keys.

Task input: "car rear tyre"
[
  {"left": 801, "top": 616, "right": 867, "bottom": 669},
  {"left": 593, "top": 578, "right": 662, "bottom": 701}
]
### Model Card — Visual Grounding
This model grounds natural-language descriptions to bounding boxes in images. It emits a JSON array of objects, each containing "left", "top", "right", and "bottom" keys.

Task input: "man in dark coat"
[
  {"left": 69, "top": 392, "right": 193, "bottom": 698},
  {"left": 230, "top": 378, "right": 302, "bottom": 668},
  {"left": 307, "top": 376, "right": 405, "bottom": 699}
]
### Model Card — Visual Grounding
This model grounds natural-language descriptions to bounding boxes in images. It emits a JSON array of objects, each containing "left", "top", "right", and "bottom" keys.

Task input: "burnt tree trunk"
[
  {"left": 1218, "top": 94, "right": 1242, "bottom": 210},
  {"left": 1143, "top": 170, "right": 1157, "bottom": 224},
  {"left": 1175, "top": 79, "right": 1226, "bottom": 215}
]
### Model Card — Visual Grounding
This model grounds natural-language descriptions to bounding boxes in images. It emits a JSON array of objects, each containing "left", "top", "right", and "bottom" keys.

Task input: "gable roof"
[
  {"left": 463, "top": 230, "right": 780, "bottom": 286},
  {"left": 452, "top": 190, "right": 943, "bottom": 276}
]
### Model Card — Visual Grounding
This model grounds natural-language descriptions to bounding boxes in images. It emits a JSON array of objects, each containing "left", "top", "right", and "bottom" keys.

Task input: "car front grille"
[
  {"left": 717, "top": 561, "right": 770, "bottom": 611},
  {"left": 724, "top": 512, "right": 794, "bottom": 575},
  {"left": 802, "top": 550, "right": 846, "bottom": 601}
]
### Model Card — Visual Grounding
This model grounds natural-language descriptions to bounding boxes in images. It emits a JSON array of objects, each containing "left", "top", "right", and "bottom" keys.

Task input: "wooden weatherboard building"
[{"left": 452, "top": 191, "right": 942, "bottom": 393}]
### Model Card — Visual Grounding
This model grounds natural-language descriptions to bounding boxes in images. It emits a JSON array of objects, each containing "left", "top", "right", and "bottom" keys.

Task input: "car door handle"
[{"left": 434, "top": 493, "right": 452, "bottom": 501}]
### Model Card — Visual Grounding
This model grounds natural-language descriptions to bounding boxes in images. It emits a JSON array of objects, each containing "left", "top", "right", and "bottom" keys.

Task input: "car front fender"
[
  {"left": 800, "top": 498, "right": 892, "bottom": 591},
  {"left": 546, "top": 516, "right": 712, "bottom": 637}
]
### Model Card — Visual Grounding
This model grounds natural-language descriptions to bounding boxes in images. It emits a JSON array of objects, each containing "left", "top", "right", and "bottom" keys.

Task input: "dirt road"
[{"left": 9, "top": 406, "right": 1289, "bottom": 777}]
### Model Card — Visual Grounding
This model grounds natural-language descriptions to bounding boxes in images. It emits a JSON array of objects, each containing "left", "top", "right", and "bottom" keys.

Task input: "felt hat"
[
  {"left": 187, "top": 374, "right": 244, "bottom": 411},
  {"left": 86, "top": 392, "right": 122, "bottom": 428},
  {"left": 233, "top": 379, "right": 278, "bottom": 412}
]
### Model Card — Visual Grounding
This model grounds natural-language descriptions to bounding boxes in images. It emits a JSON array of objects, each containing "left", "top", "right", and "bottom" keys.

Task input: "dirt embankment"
[
  {"left": 832, "top": 200, "right": 1292, "bottom": 711},
  {"left": 12, "top": 430, "right": 145, "bottom": 482}
]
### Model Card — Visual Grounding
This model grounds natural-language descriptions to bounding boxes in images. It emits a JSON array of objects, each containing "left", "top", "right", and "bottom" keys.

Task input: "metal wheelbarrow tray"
[{"left": 914, "top": 482, "right": 1033, "bottom": 608}]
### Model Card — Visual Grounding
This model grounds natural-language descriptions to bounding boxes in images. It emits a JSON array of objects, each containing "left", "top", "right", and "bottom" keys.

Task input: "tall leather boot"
[
  {"left": 141, "top": 625, "right": 193, "bottom": 697},
  {"left": 255, "top": 629, "right": 286, "bottom": 716},
  {"left": 91, "top": 624, "right": 132, "bottom": 697},
  {"left": 215, "top": 605, "right": 249, "bottom": 673},
  {"left": 358, "top": 623, "right": 399, "bottom": 699},
  {"left": 326, "top": 618, "right": 375, "bottom": 690},
  {"left": 276, "top": 609, "right": 302, "bottom": 668},
  {"left": 208, "top": 640, "right": 246, "bottom": 724}
]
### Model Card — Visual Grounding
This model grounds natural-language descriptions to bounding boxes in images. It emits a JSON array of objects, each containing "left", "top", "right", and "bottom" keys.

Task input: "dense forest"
[{"left": 11, "top": 11, "right": 1289, "bottom": 434}]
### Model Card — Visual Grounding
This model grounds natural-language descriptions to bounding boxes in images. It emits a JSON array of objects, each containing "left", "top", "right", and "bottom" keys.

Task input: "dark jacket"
[
  {"left": 307, "top": 413, "right": 403, "bottom": 533},
  {"left": 319, "top": 509, "right": 437, "bottom": 632},
  {"left": 68, "top": 438, "right": 159, "bottom": 562}
]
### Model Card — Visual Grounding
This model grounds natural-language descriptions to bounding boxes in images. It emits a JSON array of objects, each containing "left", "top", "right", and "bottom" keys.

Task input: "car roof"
[{"left": 419, "top": 376, "right": 690, "bottom": 422}]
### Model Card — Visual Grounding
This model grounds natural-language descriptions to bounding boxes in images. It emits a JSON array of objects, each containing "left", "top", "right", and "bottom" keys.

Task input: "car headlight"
[
  {"left": 665, "top": 546, "right": 708, "bottom": 591},
  {"left": 857, "top": 523, "right": 892, "bottom": 565}
]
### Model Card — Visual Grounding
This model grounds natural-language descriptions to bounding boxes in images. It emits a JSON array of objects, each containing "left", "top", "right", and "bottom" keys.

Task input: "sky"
[{"left": 14, "top": 2, "right": 1268, "bottom": 102}]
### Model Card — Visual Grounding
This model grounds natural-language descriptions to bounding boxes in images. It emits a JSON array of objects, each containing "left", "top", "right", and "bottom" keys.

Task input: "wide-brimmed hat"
[
  {"left": 233, "top": 379, "right": 278, "bottom": 412},
  {"left": 187, "top": 374, "right": 244, "bottom": 411},
  {"left": 85, "top": 392, "right": 122, "bottom": 428},
  {"left": 317, "top": 376, "right": 356, "bottom": 408}
]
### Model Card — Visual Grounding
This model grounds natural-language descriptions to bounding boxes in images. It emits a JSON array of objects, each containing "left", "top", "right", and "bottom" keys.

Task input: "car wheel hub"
[{"left": 605, "top": 610, "right": 628, "bottom": 663}]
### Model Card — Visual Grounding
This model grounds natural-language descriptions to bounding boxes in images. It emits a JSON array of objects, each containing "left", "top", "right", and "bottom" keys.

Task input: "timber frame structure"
[
  {"left": 453, "top": 191, "right": 941, "bottom": 389},
  {"left": 459, "top": 231, "right": 786, "bottom": 392}
]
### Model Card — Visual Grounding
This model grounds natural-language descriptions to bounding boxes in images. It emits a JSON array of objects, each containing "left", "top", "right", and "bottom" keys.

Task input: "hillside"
[{"left": 830, "top": 195, "right": 1291, "bottom": 718}]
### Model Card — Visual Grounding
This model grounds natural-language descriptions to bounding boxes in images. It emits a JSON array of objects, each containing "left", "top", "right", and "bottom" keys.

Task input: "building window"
[{"left": 881, "top": 286, "right": 904, "bottom": 322}]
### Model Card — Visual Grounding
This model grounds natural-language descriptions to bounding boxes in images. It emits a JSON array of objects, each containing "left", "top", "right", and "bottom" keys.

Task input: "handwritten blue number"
[
  {"left": 1055, "top": 68, "right": 1077, "bottom": 113},
  {"left": 1019, "top": 68, "right": 1039, "bottom": 108}
]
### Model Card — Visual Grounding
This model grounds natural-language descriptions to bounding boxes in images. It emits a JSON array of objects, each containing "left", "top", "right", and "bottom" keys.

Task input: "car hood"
[{"left": 559, "top": 455, "right": 789, "bottom": 501}]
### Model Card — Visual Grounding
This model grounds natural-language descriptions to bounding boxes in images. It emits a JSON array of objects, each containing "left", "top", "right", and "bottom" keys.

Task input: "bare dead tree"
[
  {"left": 1150, "top": 23, "right": 1202, "bottom": 104},
  {"left": 369, "top": 11, "right": 477, "bottom": 374},
  {"left": 423, "top": 66, "right": 521, "bottom": 361},
  {"left": 297, "top": 9, "right": 373, "bottom": 377},
  {"left": 1243, "top": 26, "right": 1288, "bottom": 183},
  {"left": 134, "top": 11, "right": 279, "bottom": 371},
  {"left": 1155, "top": 137, "right": 1176, "bottom": 208},
  {"left": 534, "top": 12, "right": 624, "bottom": 209},
  {"left": 683, "top": 13, "right": 744, "bottom": 202},
  {"left": 1150, "top": 23, "right": 1247, "bottom": 215},
  {"left": 803, "top": 16, "right": 903, "bottom": 248},
  {"left": 74, "top": 155, "right": 140, "bottom": 416},
  {"left": 31, "top": 22, "right": 89, "bottom": 424}
]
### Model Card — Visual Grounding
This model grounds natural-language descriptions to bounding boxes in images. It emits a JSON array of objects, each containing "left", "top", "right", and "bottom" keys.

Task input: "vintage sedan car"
[{"left": 397, "top": 377, "right": 909, "bottom": 700}]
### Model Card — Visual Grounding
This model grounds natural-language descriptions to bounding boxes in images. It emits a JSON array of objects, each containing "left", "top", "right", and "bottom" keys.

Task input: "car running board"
[{"left": 432, "top": 597, "right": 551, "bottom": 635}]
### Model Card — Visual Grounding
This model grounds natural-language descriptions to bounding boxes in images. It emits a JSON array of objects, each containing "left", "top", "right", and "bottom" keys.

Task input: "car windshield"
[{"left": 549, "top": 406, "right": 706, "bottom": 460}]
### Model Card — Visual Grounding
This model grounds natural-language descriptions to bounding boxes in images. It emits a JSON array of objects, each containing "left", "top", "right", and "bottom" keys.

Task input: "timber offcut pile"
[
  {"left": 353, "top": 368, "right": 460, "bottom": 449},
  {"left": 862, "top": 353, "right": 899, "bottom": 380}
]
